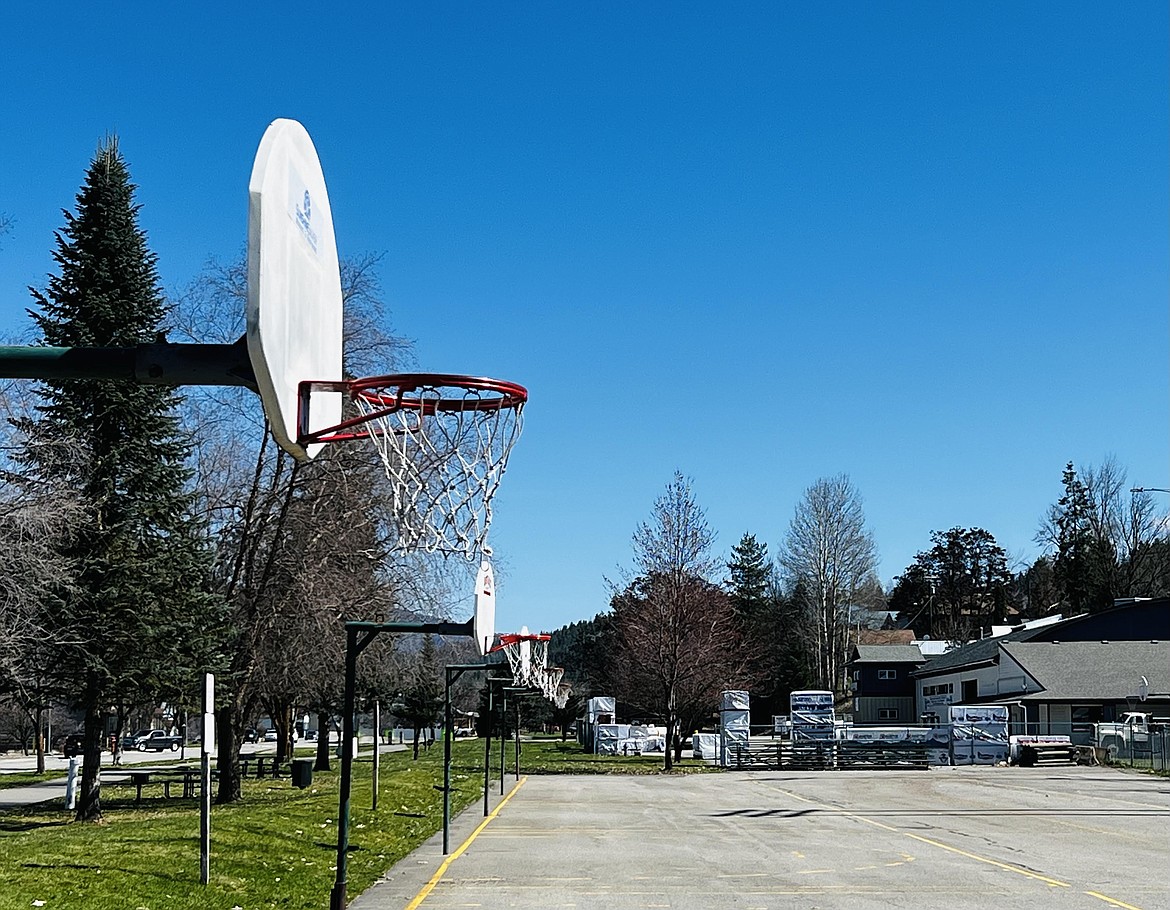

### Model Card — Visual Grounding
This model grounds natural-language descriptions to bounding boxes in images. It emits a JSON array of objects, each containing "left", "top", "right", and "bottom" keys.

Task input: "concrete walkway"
[
  {"left": 0, "top": 775, "right": 70, "bottom": 809},
  {"left": 0, "top": 741, "right": 410, "bottom": 811}
]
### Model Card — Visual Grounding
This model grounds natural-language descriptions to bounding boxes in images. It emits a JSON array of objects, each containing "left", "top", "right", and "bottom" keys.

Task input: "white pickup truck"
[{"left": 1095, "top": 712, "right": 1162, "bottom": 760}]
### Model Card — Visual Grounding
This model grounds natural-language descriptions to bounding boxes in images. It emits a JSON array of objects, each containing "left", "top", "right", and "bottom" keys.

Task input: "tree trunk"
[
  {"left": 76, "top": 689, "right": 103, "bottom": 822},
  {"left": 412, "top": 724, "right": 421, "bottom": 760},
  {"left": 214, "top": 704, "right": 242, "bottom": 804},
  {"left": 34, "top": 706, "right": 46, "bottom": 775},
  {"left": 314, "top": 711, "right": 332, "bottom": 771},
  {"left": 273, "top": 702, "right": 290, "bottom": 764},
  {"left": 663, "top": 714, "right": 675, "bottom": 771}
]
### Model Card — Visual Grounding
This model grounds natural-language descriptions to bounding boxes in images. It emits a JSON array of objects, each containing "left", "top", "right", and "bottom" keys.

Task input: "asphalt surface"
[
  {"left": 6, "top": 750, "right": 1166, "bottom": 909},
  {"left": 354, "top": 765, "right": 1170, "bottom": 910}
]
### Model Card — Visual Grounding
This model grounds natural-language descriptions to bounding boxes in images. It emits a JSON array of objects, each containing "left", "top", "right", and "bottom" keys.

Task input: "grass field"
[
  {"left": 521, "top": 739, "right": 718, "bottom": 774},
  {"left": 0, "top": 742, "right": 483, "bottom": 910},
  {"left": 0, "top": 737, "right": 714, "bottom": 909},
  {"left": 0, "top": 771, "right": 64, "bottom": 790}
]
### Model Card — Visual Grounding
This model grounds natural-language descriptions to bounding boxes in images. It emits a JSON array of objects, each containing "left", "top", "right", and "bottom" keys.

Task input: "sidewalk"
[
  {"left": 0, "top": 775, "right": 70, "bottom": 810},
  {"left": 349, "top": 777, "right": 522, "bottom": 909},
  {"left": 0, "top": 742, "right": 412, "bottom": 811}
]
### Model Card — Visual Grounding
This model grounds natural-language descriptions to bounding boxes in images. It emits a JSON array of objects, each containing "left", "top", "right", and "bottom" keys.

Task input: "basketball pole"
[
  {"left": 330, "top": 620, "right": 478, "bottom": 910},
  {"left": 441, "top": 664, "right": 492, "bottom": 854}
]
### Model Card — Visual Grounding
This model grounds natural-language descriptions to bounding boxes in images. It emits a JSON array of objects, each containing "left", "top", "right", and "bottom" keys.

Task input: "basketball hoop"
[
  {"left": 537, "top": 666, "right": 564, "bottom": 700},
  {"left": 297, "top": 373, "right": 526, "bottom": 558},
  {"left": 495, "top": 629, "right": 550, "bottom": 689}
]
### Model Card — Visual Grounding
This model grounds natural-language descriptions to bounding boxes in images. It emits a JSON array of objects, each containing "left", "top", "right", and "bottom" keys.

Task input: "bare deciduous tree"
[
  {"left": 0, "top": 398, "right": 82, "bottom": 772},
  {"left": 779, "top": 474, "right": 879, "bottom": 696},
  {"left": 611, "top": 472, "right": 748, "bottom": 769}
]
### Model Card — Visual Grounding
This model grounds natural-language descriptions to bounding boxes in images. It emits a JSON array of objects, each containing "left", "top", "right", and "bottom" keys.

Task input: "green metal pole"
[
  {"left": 483, "top": 683, "right": 493, "bottom": 817},
  {"left": 0, "top": 341, "right": 257, "bottom": 388},
  {"left": 330, "top": 626, "right": 359, "bottom": 910},
  {"left": 443, "top": 669, "right": 453, "bottom": 854},
  {"left": 499, "top": 691, "right": 506, "bottom": 796}
]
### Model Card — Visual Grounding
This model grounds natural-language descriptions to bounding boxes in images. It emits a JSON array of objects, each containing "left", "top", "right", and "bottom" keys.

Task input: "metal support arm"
[{"left": 0, "top": 338, "right": 257, "bottom": 390}]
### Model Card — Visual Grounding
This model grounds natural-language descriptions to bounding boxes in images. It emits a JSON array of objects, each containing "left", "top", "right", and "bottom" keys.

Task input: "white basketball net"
[
  {"left": 352, "top": 378, "right": 524, "bottom": 559},
  {"left": 499, "top": 635, "right": 571, "bottom": 707}
]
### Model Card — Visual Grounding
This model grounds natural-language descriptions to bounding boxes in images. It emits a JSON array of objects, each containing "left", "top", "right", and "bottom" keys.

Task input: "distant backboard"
[
  {"left": 246, "top": 119, "right": 343, "bottom": 461},
  {"left": 474, "top": 559, "right": 496, "bottom": 657}
]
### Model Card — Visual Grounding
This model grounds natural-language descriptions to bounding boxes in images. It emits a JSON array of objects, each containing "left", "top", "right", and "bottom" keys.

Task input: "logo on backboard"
[{"left": 289, "top": 176, "right": 319, "bottom": 255}]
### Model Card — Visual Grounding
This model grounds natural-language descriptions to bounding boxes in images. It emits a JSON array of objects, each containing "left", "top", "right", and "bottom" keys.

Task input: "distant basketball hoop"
[
  {"left": 494, "top": 628, "right": 570, "bottom": 706},
  {"left": 297, "top": 373, "right": 526, "bottom": 559}
]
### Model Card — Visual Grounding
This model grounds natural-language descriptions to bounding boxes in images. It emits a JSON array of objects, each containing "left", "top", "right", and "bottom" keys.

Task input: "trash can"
[{"left": 291, "top": 758, "right": 313, "bottom": 789}]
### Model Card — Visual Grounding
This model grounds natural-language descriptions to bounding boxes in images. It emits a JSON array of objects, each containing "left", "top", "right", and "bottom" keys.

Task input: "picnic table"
[
  {"left": 126, "top": 766, "right": 202, "bottom": 801},
  {"left": 238, "top": 753, "right": 287, "bottom": 779}
]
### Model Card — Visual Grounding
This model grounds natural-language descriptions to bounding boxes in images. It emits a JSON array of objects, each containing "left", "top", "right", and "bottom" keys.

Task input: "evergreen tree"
[
  {"left": 888, "top": 528, "right": 1012, "bottom": 640},
  {"left": 549, "top": 613, "right": 617, "bottom": 698},
  {"left": 726, "top": 533, "right": 782, "bottom": 722},
  {"left": 1052, "top": 463, "right": 1114, "bottom": 614},
  {"left": 23, "top": 138, "right": 223, "bottom": 821},
  {"left": 727, "top": 533, "right": 771, "bottom": 628}
]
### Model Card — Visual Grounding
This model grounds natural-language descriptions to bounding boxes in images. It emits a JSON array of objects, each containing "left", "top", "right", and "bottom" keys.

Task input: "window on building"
[
  {"left": 878, "top": 669, "right": 896, "bottom": 680},
  {"left": 879, "top": 708, "right": 899, "bottom": 719}
]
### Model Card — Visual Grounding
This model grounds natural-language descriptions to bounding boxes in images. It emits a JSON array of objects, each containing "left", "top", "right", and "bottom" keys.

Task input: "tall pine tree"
[
  {"left": 24, "top": 137, "right": 223, "bottom": 821},
  {"left": 1052, "top": 463, "right": 1114, "bottom": 614}
]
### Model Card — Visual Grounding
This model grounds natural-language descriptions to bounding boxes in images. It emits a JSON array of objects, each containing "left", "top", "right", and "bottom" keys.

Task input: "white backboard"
[
  {"left": 246, "top": 119, "right": 343, "bottom": 461},
  {"left": 474, "top": 560, "right": 496, "bottom": 657}
]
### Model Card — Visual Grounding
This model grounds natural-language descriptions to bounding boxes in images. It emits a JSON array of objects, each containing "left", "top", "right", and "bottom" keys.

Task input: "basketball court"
[{"left": 353, "top": 766, "right": 1169, "bottom": 910}]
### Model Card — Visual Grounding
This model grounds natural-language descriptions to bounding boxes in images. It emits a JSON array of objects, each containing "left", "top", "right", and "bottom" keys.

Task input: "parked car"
[
  {"left": 263, "top": 728, "right": 278, "bottom": 742},
  {"left": 61, "top": 734, "right": 82, "bottom": 758},
  {"left": 122, "top": 729, "right": 153, "bottom": 750},
  {"left": 124, "top": 729, "right": 182, "bottom": 752},
  {"left": 243, "top": 727, "right": 260, "bottom": 744}
]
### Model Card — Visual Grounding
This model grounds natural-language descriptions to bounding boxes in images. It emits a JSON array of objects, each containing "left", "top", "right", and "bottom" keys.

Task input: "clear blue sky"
[{"left": 2, "top": 5, "right": 1167, "bottom": 635}]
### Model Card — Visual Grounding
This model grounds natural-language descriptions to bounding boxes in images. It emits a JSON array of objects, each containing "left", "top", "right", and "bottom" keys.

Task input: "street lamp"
[{"left": 1130, "top": 487, "right": 1170, "bottom": 494}]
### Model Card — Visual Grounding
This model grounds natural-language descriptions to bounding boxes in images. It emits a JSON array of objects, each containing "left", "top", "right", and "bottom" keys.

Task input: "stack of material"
[
  {"left": 1011, "top": 735, "right": 1077, "bottom": 766},
  {"left": 692, "top": 732, "right": 720, "bottom": 760},
  {"left": 790, "top": 690, "right": 836, "bottom": 741},
  {"left": 950, "top": 705, "right": 1009, "bottom": 765},
  {"left": 579, "top": 696, "right": 616, "bottom": 753},
  {"left": 720, "top": 690, "right": 751, "bottom": 767},
  {"left": 595, "top": 724, "right": 632, "bottom": 755}
]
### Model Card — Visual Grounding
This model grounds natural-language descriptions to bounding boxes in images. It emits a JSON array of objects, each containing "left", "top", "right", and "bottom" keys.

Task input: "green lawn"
[
  {"left": 518, "top": 738, "right": 718, "bottom": 774},
  {"left": 0, "top": 771, "right": 65, "bottom": 790},
  {"left": 0, "top": 742, "right": 484, "bottom": 910}
]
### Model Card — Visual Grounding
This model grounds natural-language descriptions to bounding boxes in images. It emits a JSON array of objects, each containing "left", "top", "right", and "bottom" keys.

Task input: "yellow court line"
[
  {"left": 900, "top": 832, "right": 1068, "bottom": 888},
  {"left": 404, "top": 776, "right": 527, "bottom": 910},
  {"left": 769, "top": 786, "right": 1068, "bottom": 886},
  {"left": 766, "top": 784, "right": 1153, "bottom": 907},
  {"left": 1085, "top": 891, "right": 1146, "bottom": 910}
]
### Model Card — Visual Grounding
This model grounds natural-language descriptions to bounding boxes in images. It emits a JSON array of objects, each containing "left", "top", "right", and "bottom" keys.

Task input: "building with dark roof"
[
  {"left": 847, "top": 644, "right": 926, "bottom": 724},
  {"left": 912, "top": 598, "right": 1169, "bottom": 741}
]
